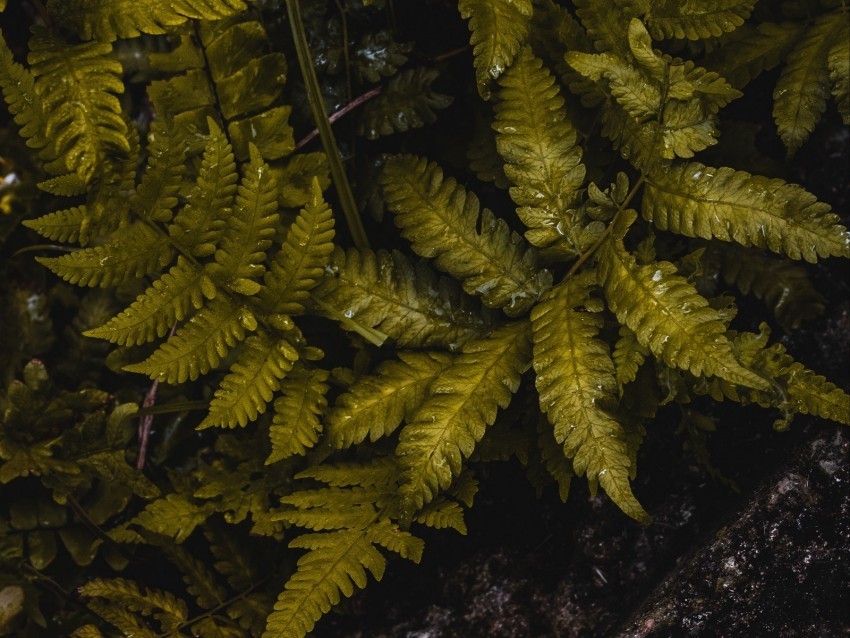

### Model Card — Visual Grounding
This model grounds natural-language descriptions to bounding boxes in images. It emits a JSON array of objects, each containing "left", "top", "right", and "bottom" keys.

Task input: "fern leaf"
[
  {"left": 47, "top": 0, "right": 247, "bottom": 41},
  {"left": 159, "top": 542, "right": 227, "bottom": 610},
  {"left": 206, "top": 146, "right": 279, "bottom": 296},
  {"left": 827, "top": 25, "right": 849, "bottom": 124},
  {"left": 296, "top": 458, "right": 399, "bottom": 488},
  {"left": 357, "top": 68, "right": 452, "bottom": 139},
  {"left": 643, "top": 162, "right": 850, "bottom": 262},
  {"left": 266, "top": 367, "right": 330, "bottom": 464},
  {"left": 170, "top": 119, "right": 238, "bottom": 258},
  {"left": 0, "top": 34, "right": 50, "bottom": 155},
  {"left": 530, "top": 273, "right": 648, "bottom": 522},
  {"left": 414, "top": 497, "right": 468, "bottom": 534},
  {"left": 598, "top": 239, "right": 769, "bottom": 390},
  {"left": 325, "top": 352, "right": 453, "bottom": 449},
  {"left": 123, "top": 298, "right": 254, "bottom": 383},
  {"left": 84, "top": 257, "right": 216, "bottom": 346},
  {"left": 704, "top": 22, "right": 802, "bottom": 89},
  {"left": 28, "top": 28, "right": 128, "bottom": 182},
  {"left": 129, "top": 493, "right": 208, "bottom": 543},
  {"left": 23, "top": 206, "right": 87, "bottom": 244},
  {"left": 366, "top": 520, "right": 425, "bottom": 562},
  {"left": 397, "top": 320, "right": 531, "bottom": 511},
  {"left": 199, "top": 334, "right": 299, "bottom": 429},
  {"left": 773, "top": 9, "right": 846, "bottom": 155},
  {"left": 639, "top": 0, "right": 756, "bottom": 40},
  {"left": 37, "top": 222, "right": 173, "bottom": 288},
  {"left": 263, "top": 530, "right": 385, "bottom": 638},
  {"left": 458, "top": 0, "right": 533, "bottom": 99},
  {"left": 263, "top": 178, "right": 335, "bottom": 315},
  {"left": 494, "top": 46, "right": 586, "bottom": 251},
  {"left": 131, "top": 118, "right": 186, "bottom": 223},
  {"left": 574, "top": 0, "right": 632, "bottom": 57},
  {"left": 79, "top": 578, "right": 187, "bottom": 631},
  {"left": 381, "top": 155, "right": 551, "bottom": 316},
  {"left": 313, "top": 247, "right": 493, "bottom": 349},
  {"left": 467, "top": 112, "right": 510, "bottom": 189},
  {"left": 535, "top": 417, "right": 574, "bottom": 502},
  {"left": 612, "top": 325, "right": 649, "bottom": 389}
]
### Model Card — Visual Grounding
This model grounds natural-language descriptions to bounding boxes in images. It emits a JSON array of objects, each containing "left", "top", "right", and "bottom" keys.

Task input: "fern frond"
[
  {"left": 263, "top": 530, "right": 385, "bottom": 638},
  {"left": 530, "top": 272, "right": 648, "bottom": 522},
  {"left": 296, "top": 458, "right": 399, "bottom": 489},
  {"left": 206, "top": 146, "right": 279, "bottom": 296},
  {"left": 79, "top": 578, "right": 187, "bottom": 632},
  {"left": 414, "top": 497, "right": 468, "bottom": 534},
  {"left": 48, "top": 0, "right": 246, "bottom": 41},
  {"left": 397, "top": 320, "right": 531, "bottom": 511},
  {"left": 199, "top": 334, "right": 299, "bottom": 429},
  {"left": 643, "top": 162, "right": 850, "bottom": 262},
  {"left": 574, "top": 0, "right": 632, "bottom": 57},
  {"left": 28, "top": 28, "right": 128, "bottom": 182},
  {"left": 262, "top": 178, "right": 335, "bottom": 315},
  {"left": 131, "top": 118, "right": 186, "bottom": 223},
  {"left": 612, "top": 325, "right": 649, "bottom": 390},
  {"left": 366, "top": 520, "right": 425, "bottom": 562},
  {"left": 598, "top": 239, "right": 769, "bottom": 390},
  {"left": 827, "top": 26, "right": 849, "bottom": 124},
  {"left": 128, "top": 493, "right": 208, "bottom": 543},
  {"left": 325, "top": 352, "right": 453, "bottom": 449},
  {"left": 494, "top": 46, "right": 585, "bottom": 252},
  {"left": 23, "top": 206, "right": 87, "bottom": 244},
  {"left": 123, "top": 298, "right": 254, "bottom": 383},
  {"left": 637, "top": 0, "right": 756, "bottom": 40},
  {"left": 773, "top": 9, "right": 846, "bottom": 155},
  {"left": 381, "top": 155, "right": 551, "bottom": 316},
  {"left": 266, "top": 367, "right": 330, "bottom": 464},
  {"left": 458, "top": 0, "right": 533, "bottom": 99},
  {"left": 170, "top": 119, "right": 238, "bottom": 258},
  {"left": 313, "top": 247, "right": 493, "bottom": 349},
  {"left": 357, "top": 68, "right": 452, "bottom": 139},
  {"left": 84, "top": 257, "right": 215, "bottom": 346},
  {"left": 0, "top": 34, "right": 50, "bottom": 154},
  {"left": 704, "top": 22, "right": 801, "bottom": 89},
  {"left": 37, "top": 222, "right": 173, "bottom": 288},
  {"left": 535, "top": 417, "right": 574, "bottom": 502}
]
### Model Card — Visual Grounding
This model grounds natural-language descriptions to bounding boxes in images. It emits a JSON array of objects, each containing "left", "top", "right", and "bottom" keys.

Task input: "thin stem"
[
  {"left": 136, "top": 323, "right": 176, "bottom": 470},
  {"left": 311, "top": 297, "right": 388, "bottom": 347},
  {"left": 136, "top": 399, "right": 210, "bottom": 417},
  {"left": 296, "top": 86, "right": 383, "bottom": 150},
  {"left": 158, "top": 580, "right": 266, "bottom": 638},
  {"left": 285, "top": 0, "right": 370, "bottom": 250}
]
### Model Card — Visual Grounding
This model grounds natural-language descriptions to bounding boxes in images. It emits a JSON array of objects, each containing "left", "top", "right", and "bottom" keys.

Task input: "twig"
[
  {"left": 136, "top": 324, "right": 176, "bottom": 470},
  {"left": 296, "top": 86, "right": 383, "bottom": 150}
]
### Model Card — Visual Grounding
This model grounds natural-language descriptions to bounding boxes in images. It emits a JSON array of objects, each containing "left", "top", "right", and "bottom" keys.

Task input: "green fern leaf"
[
  {"left": 0, "top": 34, "right": 50, "bottom": 155},
  {"left": 296, "top": 458, "right": 399, "bottom": 489},
  {"left": 263, "top": 530, "right": 385, "bottom": 638},
  {"left": 574, "top": 0, "right": 632, "bottom": 57},
  {"left": 84, "top": 257, "right": 216, "bottom": 346},
  {"left": 37, "top": 222, "right": 173, "bottom": 288},
  {"left": 325, "top": 352, "right": 453, "bottom": 449},
  {"left": 535, "top": 417, "right": 574, "bottom": 502},
  {"left": 634, "top": 0, "right": 756, "bottom": 40},
  {"left": 366, "top": 519, "right": 425, "bottom": 562},
  {"left": 494, "top": 46, "right": 586, "bottom": 252},
  {"left": 158, "top": 542, "right": 227, "bottom": 610},
  {"left": 313, "top": 247, "right": 493, "bottom": 349},
  {"left": 773, "top": 9, "right": 846, "bottom": 155},
  {"left": 170, "top": 120, "right": 238, "bottom": 258},
  {"left": 123, "top": 297, "right": 254, "bottom": 383},
  {"left": 414, "top": 497, "right": 468, "bottom": 534},
  {"left": 643, "top": 162, "right": 850, "bottom": 262},
  {"left": 612, "top": 325, "right": 649, "bottom": 389},
  {"left": 357, "top": 68, "right": 452, "bottom": 139},
  {"left": 458, "top": 0, "right": 533, "bottom": 99},
  {"left": 397, "top": 320, "right": 531, "bottom": 511},
  {"left": 199, "top": 334, "right": 299, "bottom": 429},
  {"left": 206, "top": 146, "right": 279, "bottom": 297},
  {"left": 827, "top": 25, "right": 849, "bottom": 124},
  {"left": 530, "top": 272, "right": 648, "bottom": 522},
  {"left": 467, "top": 112, "right": 510, "bottom": 189},
  {"left": 28, "top": 27, "right": 128, "bottom": 182},
  {"left": 598, "top": 239, "right": 769, "bottom": 390},
  {"left": 128, "top": 493, "right": 207, "bottom": 543},
  {"left": 48, "top": 0, "right": 247, "bottom": 41},
  {"left": 266, "top": 367, "right": 330, "bottom": 464},
  {"left": 262, "top": 178, "right": 335, "bottom": 315},
  {"left": 131, "top": 118, "right": 186, "bottom": 223},
  {"left": 381, "top": 155, "right": 551, "bottom": 316},
  {"left": 704, "top": 22, "right": 802, "bottom": 89},
  {"left": 79, "top": 577, "right": 188, "bottom": 631},
  {"left": 22, "top": 206, "right": 87, "bottom": 244}
]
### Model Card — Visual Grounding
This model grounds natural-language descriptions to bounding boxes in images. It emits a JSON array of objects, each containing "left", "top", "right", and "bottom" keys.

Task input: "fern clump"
[{"left": 0, "top": 0, "right": 848, "bottom": 636}]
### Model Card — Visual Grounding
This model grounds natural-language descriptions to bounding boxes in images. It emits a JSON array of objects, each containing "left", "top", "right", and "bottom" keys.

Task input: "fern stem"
[
  {"left": 311, "top": 296, "right": 388, "bottom": 347},
  {"left": 285, "top": 0, "right": 370, "bottom": 250},
  {"left": 296, "top": 86, "right": 383, "bottom": 150},
  {"left": 136, "top": 399, "right": 211, "bottom": 417}
]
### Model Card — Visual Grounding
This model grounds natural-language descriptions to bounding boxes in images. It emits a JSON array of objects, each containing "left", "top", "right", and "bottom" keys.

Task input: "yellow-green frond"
[
  {"left": 47, "top": 0, "right": 247, "bottom": 41},
  {"left": 23, "top": 206, "right": 87, "bottom": 244},
  {"left": 266, "top": 367, "right": 329, "bottom": 464},
  {"left": 575, "top": 0, "right": 632, "bottom": 57},
  {"left": 131, "top": 118, "right": 186, "bottom": 223},
  {"left": 79, "top": 578, "right": 187, "bottom": 635},
  {"left": 414, "top": 497, "right": 468, "bottom": 534},
  {"left": 313, "top": 247, "right": 494, "bottom": 349},
  {"left": 325, "top": 352, "right": 453, "bottom": 450},
  {"left": 366, "top": 520, "right": 425, "bottom": 562},
  {"left": 170, "top": 119, "right": 238, "bottom": 258},
  {"left": 206, "top": 146, "right": 279, "bottom": 296},
  {"left": 397, "top": 320, "right": 531, "bottom": 511},
  {"left": 263, "top": 530, "right": 385, "bottom": 638},
  {"left": 123, "top": 297, "right": 254, "bottom": 383},
  {"left": 612, "top": 325, "right": 649, "bottom": 390},
  {"left": 635, "top": 0, "right": 756, "bottom": 40},
  {"left": 84, "top": 257, "right": 216, "bottom": 346},
  {"left": 263, "top": 178, "right": 335, "bottom": 315},
  {"left": 381, "top": 155, "right": 551, "bottom": 316},
  {"left": 535, "top": 417, "right": 574, "bottom": 503},
  {"left": 598, "top": 239, "right": 768, "bottom": 390},
  {"left": 458, "top": 0, "right": 533, "bottom": 99},
  {"left": 773, "top": 9, "right": 846, "bottom": 155},
  {"left": 643, "top": 162, "right": 850, "bottom": 262},
  {"left": 37, "top": 222, "right": 173, "bottom": 288},
  {"left": 0, "top": 34, "right": 50, "bottom": 154},
  {"left": 530, "top": 272, "right": 648, "bottom": 522},
  {"left": 827, "top": 25, "right": 849, "bottom": 125},
  {"left": 494, "top": 46, "right": 585, "bottom": 252},
  {"left": 199, "top": 334, "right": 299, "bottom": 429}
]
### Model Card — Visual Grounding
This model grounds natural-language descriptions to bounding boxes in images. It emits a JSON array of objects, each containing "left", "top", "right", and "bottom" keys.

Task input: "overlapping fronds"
[
  {"left": 493, "top": 46, "right": 586, "bottom": 253},
  {"left": 574, "top": 0, "right": 632, "bottom": 57},
  {"left": 396, "top": 320, "right": 531, "bottom": 511},
  {"left": 79, "top": 578, "right": 187, "bottom": 636},
  {"left": 381, "top": 155, "right": 551, "bottom": 316},
  {"left": 267, "top": 367, "right": 330, "bottom": 464},
  {"left": 530, "top": 272, "right": 648, "bottom": 522},
  {"left": 325, "top": 352, "right": 453, "bottom": 449},
  {"left": 643, "top": 162, "right": 850, "bottom": 263},
  {"left": 704, "top": 22, "right": 802, "bottom": 89},
  {"left": 313, "top": 247, "right": 494, "bottom": 349},
  {"left": 458, "top": 0, "right": 533, "bottom": 99},
  {"left": 620, "top": 0, "right": 756, "bottom": 40},
  {"left": 612, "top": 325, "right": 649, "bottom": 390},
  {"left": 598, "top": 239, "right": 768, "bottom": 390}
]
